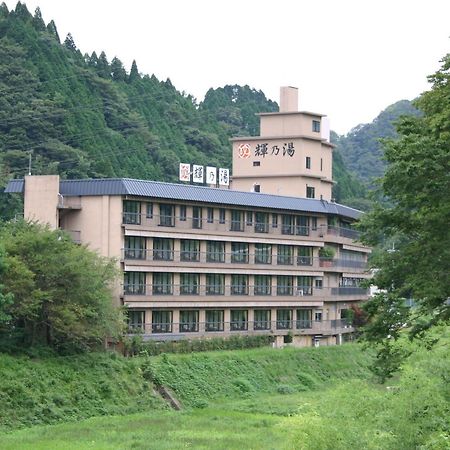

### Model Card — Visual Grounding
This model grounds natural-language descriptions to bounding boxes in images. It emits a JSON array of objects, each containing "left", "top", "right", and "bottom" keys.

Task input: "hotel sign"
[{"left": 238, "top": 142, "right": 296, "bottom": 158}]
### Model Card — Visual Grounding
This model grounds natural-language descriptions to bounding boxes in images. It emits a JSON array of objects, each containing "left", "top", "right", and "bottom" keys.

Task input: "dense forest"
[{"left": 0, "top": 2, "right": 416, "bottom": 219}]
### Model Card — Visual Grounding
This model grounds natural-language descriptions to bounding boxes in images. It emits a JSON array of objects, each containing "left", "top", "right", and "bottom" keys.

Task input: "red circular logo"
[{"left": 238, "top": 143, "right": 251, "bottom": 159}]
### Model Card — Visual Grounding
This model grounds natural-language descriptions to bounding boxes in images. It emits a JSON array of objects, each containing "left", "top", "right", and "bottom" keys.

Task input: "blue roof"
[{"left": 5, "top": 178, "right": 362, "bottom": 220}]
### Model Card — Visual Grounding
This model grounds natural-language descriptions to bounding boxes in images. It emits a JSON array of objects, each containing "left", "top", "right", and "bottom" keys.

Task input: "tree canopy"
[
  {"left": 360, "top": 53, "right": 450, "bottom": 377},
  {"left": 0, "top": 221, "right": 124, "bottom": 353}
]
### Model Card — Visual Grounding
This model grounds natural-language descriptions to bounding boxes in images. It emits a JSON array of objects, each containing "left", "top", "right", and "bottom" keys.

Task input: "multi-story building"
[{"left": 5, "top": 87, "right": 371, "bottom": 347}]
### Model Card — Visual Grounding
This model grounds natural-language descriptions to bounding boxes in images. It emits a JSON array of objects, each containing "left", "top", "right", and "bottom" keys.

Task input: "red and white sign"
[
  {"left": 179, "top": 163, "right": 191, "bottom": 182},
  {"left": 238, "top": 143, "right": 251, "bottom": 159}
]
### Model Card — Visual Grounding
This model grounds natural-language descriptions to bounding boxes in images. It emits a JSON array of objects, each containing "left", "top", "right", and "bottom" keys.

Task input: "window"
[
  {"left": 207, "top": 207, "right": 214, "bottom": 224},
  {"left": 277, "top": 245, "right": 294, "bottom": 265},
  {"left": 128, "top": 310, "right": 145, "bottom": 332},
  {"left": 276, "top": 309, "right": 292, "bottom": 330},
  {"left": 311, "top": 217, "right": 318, "bottom": 231},
  {"left": 124, "top": 272, "right": 145, "bottom": 295},
  {"left": 231, "top": 275, "right": 248, "bottom": 295},
  {"left": 230, "top": 210, "right": 244, "bottom": 231},
  {"left": 312, "top": 120, "right": 321, "bottom": 132},
  {"left": 246, "top": 211, "right": 253, "bottom": 226},
  {"left": 180, "top": 273, "right": 199, "bottom": 295},
  {"left": 192, "top": 206, "right": 202, "bottom": 229},
  {"left": 231, "top": 242, "right": 249, "bottom": 263},
  {"left": 124, "top": 236, "right": 146, "bottom": 259},
  {"left": 179, "top": 205, "right": 187, "bottom": 221},
  {"left": 180, "top": 310, "right": 199, "bottom": 332},
  {"left": 152, "top": 310, "right": 172, "bottom": 333},
  {"left": 253, "top": 161, "right": 260, "bottom": 167},
  {"left": 219, "top": 208, "right": 226, "bottom": 224},
  {"left": 253, "top": 184, "right": 261, "bottom": 192},
  {"left": 206, "top": 274, "right": 225, "bottom": 295},
  {"left": 306, "top": 186, "right": 315, "bottom": 199},
  {"left": 180, "top": 239, "right": 200, "bottom": 262},
  {"left": 296, "top": 215, "right": 310, "bottom": 236},
  {"left": 146, "top": 203, "right": 153, "bottom": 219},
  {"left": 255, "top": 243, "right": 272, "bottom": 264},
  {"left": 206, "top": 241, "right": 225, "bottom": 263},
  {"left": 230, "top": 310, "right": 248, "bottom": 331},
  {"left": 152, "top": 273, "right": 173, "bottom": 295},
  {"left": 254, "top": 275, "right": 271, "bottom": 296},
  {"left": 205, "top": 310, "right": 224, "bottom": 332},
  {"left": 281, "top": 215, "right": 294, "bottom": 235},
  {"left": 296, "top": 309, "right": 312, "bottom": 329},
  {"left": 315, "top": 278, "right": 323, "bottom": 289},
  {"left": 297, "top": 276, "right": 313, "bottom": 295},
  {"left": 277, "top": 276, "right": 293, "bottom": 296},
  {"left": 123, "top": 200, "right": 141, "bottom": 225},
  {"left": 315, "top": 310, "right": 323, "bottom": 322},
  {"left": 254, "top": 212, "right": 269, "bottom": 233},
  {"left": 254, "top": 309, "right": 271, "bottom": 330},
  {"left": 297, "top": 246, "right": 313, "bottom": 266},
  {"left": 153, "top": 238, "right": 174, "bottom": 261},
  {"left": 272, "top": 213, "right": 278, "bottom": 228},
  {"left": 159, "top": 204, "right": 174, "bottom": 226},
  {"left": 306, "top": 156, "right": 311, "bottom": 169}
]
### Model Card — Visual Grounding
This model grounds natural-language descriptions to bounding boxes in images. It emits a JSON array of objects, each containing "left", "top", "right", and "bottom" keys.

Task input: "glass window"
[
  {"left": 180, "top": 310, "right": 199, "bottom": 332},
  {"left": 152, "top": 310, "right": 172, "bottom": 333},
  {"left": 297, "top": 276, "right": 313, "bottom": 295},
  {"left": 231, "top": 275, "right": 248, "bottom": 295},
  {"left": 246, "top": 211, "right": 253, "bottom": 226},
  {"left": 207, "top": 207, "right": 214, "bottom": 224},
  {"left": 296, "top": 309, "right": 312, "bottom": 329},
  {"left": 254, "top": 309, "right": 271, "bottom": 330},
  {"left": 192, "top": 206, "right": 202, "bottom": 229},
  {"left": 123, "top": 200, "right": 141, "bottom": 225},
  {"left": 206, "top": 241, "right": 225, "bottom": 263},
  {"left": 230, "top": 310, "right": 248, "bottom": 331},
  {"left": 231, "top": 242, "right": 249, "bottom": 263},
  {"left": 124, "top": 272, "right": 146, "bottom": 295},
  {"left": 296, "top": 216, "right": 310, "bottom": 236},
  {"left": 315, "top": 278, "right": 323, "bottom": 289},
  {"left": 306, "top": 156, "right": 311, "bottom": 169},
  {"left": 206, "top": 274, "right": 225, "bottom": 295},
  {"left": 159, "top": 204, "right": 174, "bottom": 226},
  {"left": 254, "top": 212, "right": 269, "bottom": 233},
  {"left": 276, "top": 309, "right": 292, "bottom": 329},
  {"left": 205, "top": 310, "right": 224, "bottom": 331},
  {"left": 281, "top": 215, "right": 294, "bottom": 235},
  {"left": 219, "top": 208, "right": 226, "bottom": 224},
  {"left": 128, "top": 310, "right": 145, "bottom": 332},
  {"left": 180, "top": 273, "right": 199, "bottom": 295},
  {"left": 153, "top": 238, "right": 174, "bottom": 261},
  {"left": 152, "top": 273, "right": 173, "bottom": 295},
  {"left": 230, "top": 210, "right": 244, "bottom": 231},
  {"left": 179, "top": 205, "right": 187, "bottom": 221},
  {"left": 297, "top": 246, "right": 313, "bottom": 266},
  {"left": 272, "top": 213, "right": 278, "bottom": 228},
  {"left": 312, "top": 120, "right": 321, "bottom": 132},
  {"left": 124, "top": 236, "right": 146, "bottom": 259},
  {"left": 315, "top": 310, "right": 323, "bottom": 322},
  {"left": 306, "top": 186, "right": 315, "bottom": 199},
  {"left": 180, "top": 239, "right": 200, "bottom": 262},
  {"left": 254, "top": 275, "right": 271, "bottom": 296},
  {"left": 254, "top": 184, "right": 261, "bottom": 192},
  {"left": 277, "top": 276, "right": 293, "bottom": 296},
  {"left": 146, "top": 203, "right": 153, "bottom": 219},
  {"left": 254, "top": 243, "right": 272, "bottom": 264},
  {"left": 277, "top": 245, "right": 294, "bottom": 265},
  {"left": 312, "top": 217, "right": 318, "bottom": 230}
]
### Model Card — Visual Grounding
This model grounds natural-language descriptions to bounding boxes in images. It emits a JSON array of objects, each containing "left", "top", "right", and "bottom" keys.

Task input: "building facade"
[{"left": 5, "top": 87, "right": 370, "bottom": 347}]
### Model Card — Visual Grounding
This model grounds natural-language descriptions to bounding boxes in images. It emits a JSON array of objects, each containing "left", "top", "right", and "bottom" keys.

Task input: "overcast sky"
[{"left": 4, "top": 0, "right": 450, "bottom": 134}]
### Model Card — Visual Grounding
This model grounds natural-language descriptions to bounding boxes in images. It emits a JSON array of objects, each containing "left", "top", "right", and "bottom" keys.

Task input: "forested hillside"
[
  {"left": 335, "top": 100, "right": 420, "bottom": 184},
  {"left": 0, "top": 2, "right": 368, "bottom": 219}
]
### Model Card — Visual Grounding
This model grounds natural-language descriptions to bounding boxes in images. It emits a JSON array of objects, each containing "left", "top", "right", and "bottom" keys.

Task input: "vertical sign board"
[
  {"left": 179, "top": 163, "right": 191, "bottom": 182},
  {"left": 206, "top": 166, "right": 217, "bottom": 185},
  {"left": 192, "top": 165, "right": 204, "bottom": 183},
  {"left": 219, "top": 168, "right": 230, "bottom": 186}
]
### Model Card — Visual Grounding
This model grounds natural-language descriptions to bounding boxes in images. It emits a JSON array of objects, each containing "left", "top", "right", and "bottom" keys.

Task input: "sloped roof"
[{"left": 5, "top": 178, "right": 362, "bottom": 220}]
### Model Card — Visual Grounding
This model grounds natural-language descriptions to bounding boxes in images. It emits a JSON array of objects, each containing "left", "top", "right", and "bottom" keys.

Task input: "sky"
[{"left": 4, "top": 0, "right": 450, "bottom": 134}]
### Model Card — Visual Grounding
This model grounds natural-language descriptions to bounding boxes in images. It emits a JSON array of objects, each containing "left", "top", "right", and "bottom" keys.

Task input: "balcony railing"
[
  {"left": 122, "top": 249, "right": 368, "bottom": 271},
  {"left": 128, "top": 318, "right": 353, "bottom": 336},
  {"left": 122, "top": 283, "right": 369, "bottom": 298},
  {"left": 122, "top": 212, "right": 361, "bottom": 241}
]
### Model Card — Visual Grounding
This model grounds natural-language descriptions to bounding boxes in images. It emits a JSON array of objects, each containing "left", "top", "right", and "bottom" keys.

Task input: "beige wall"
[
  {"left": 24, "top": 175, "right": 60, "bottom": 229},
  {"left": 259, "top": 112, "right": 323, "bottom": 137}
]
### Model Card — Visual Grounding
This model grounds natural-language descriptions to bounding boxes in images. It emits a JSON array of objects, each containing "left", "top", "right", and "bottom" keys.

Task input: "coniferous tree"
[
  {"left": 111, "top": 57, "right": 127, "bottom": 81},
  {"left": 63, "top": 32, "right": 77, "bottom": 52},
  {"left": 96, "top": 51, "right": 110, "bottom": 78},
  {"left": 46, "top": 19, "right": 60, "bottom": 42},
  {"left": 0, "top": 2, "right": 9, "bottom": 18},
  {"left": 32, "top": 7, "right": 45, "bottom": 31},
  {"left": 128, "top": 59, "right": 140, "bottom": 83}
]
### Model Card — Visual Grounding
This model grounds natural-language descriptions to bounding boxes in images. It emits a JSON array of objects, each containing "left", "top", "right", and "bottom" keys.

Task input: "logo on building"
[{"left": 238, "top": 143, "right": 251, "bottom": 159}]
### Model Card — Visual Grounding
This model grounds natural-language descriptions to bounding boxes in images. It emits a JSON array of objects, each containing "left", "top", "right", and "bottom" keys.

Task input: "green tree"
[
  {"left": 360, "top": 54, "right": 450, "bottom": 377},
  {"left": 128, "top": 59, "right": 140, "bottom": 83},
  {"left": 0, "top": 221, "right": 124, "bottom": 353},
  {"left": 111, "top": 56, "right": 127, "bottom": 81}
]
